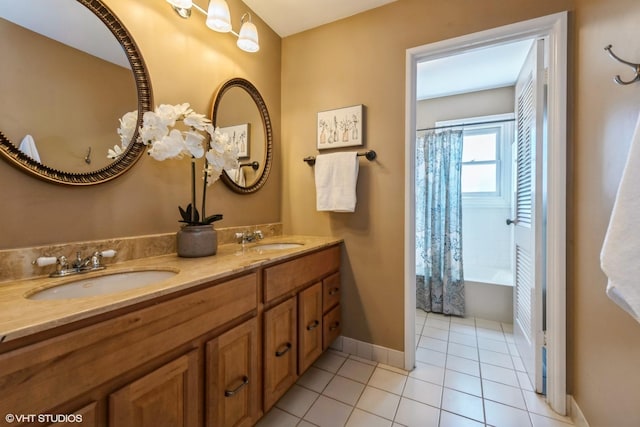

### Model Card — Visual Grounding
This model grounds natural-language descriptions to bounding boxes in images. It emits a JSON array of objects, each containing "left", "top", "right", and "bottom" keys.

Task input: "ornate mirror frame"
[
  {"left": 212, "top": 78, "right": 273, "bottom": 194},
  {"left": 0, "top": 0, "right": 152, "bottom": 186}
]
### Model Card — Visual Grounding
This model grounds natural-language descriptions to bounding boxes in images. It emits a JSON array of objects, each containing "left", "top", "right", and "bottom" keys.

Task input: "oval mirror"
[
  {"left": 212, "top": 78, "right": 273, "bottom": 194},
  {"left": 0, "top": 0, "right": 152, "bottom": 185}
]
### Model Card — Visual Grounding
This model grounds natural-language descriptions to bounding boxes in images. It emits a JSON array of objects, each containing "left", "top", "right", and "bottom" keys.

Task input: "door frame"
[{"left": 404, "top": 12, "right": 567, "bottom": 414}]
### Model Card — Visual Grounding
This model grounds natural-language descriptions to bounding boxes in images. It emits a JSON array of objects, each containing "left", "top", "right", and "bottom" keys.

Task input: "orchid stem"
[
  {"left": 190, "top": 158, "right": 197, "bottom": 224},
  {"left": 202, "top": 158, "right": 209, "bottom": 222}
]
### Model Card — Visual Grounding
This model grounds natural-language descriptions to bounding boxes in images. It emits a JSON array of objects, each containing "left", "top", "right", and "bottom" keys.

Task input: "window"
[
  {"left": 435, "top": 113, "right": 514, "bottom": 207},
  {"left": 461, "top": 128, "right": 500, "bottom": 195}
]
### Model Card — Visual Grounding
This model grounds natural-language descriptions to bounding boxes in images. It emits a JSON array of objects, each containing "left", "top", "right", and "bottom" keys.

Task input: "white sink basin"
[
  {"left": 252, "top": 243, "right": 304, "bottom": 251},
  {"left": 27, "top": 270, "right": 178, "bottom": 301}
]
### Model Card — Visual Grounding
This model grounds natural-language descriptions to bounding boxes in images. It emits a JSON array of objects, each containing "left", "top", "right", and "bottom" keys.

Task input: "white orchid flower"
[
  {"left": 184, "top": 112, "right": 211, "bottom": 131},
  {"left": 184, "top": 131, "right": 205, "bottom": 158},
  {"left": 147, "top": 129, "right": 186, "bottom": 160},
  {"left": 204, "top": 162, "right": 224, "bottom": 186},
  {"left": 205, "top": 147, "right": 227, "bottom": 169},
  {"left": 117, "top": 111, "right": 138, "bottom": 147},
  {"left": 171, "top": 103, "right": 193, "bottom": 118},
  {"left": 107, "top": 144, "right": 124, "bottom": 160},
  {"left": 213, "top": 127, "right": 230, "bottom": 144},
  {"left": 139, "top": 111, "right": 171, "bottom": 145},
  {"left": 113, "top": 104, "right": 240, "bottom": 223},
  {"left": 155, "top": 104, "right": 183, "bottom": 126}
]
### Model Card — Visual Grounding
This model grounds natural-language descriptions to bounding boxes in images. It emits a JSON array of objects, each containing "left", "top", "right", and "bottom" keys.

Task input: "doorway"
[{"left": 404, "top": 12, "right": 567, "bottom": 415}]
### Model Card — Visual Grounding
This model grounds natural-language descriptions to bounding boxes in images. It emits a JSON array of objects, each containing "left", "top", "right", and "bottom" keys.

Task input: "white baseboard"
[
  {"left": 568, "top": 395, "right": 590, "bottom": 427},
  {"left": 329, "top": 335, "right": 405, "bottom": 370}
]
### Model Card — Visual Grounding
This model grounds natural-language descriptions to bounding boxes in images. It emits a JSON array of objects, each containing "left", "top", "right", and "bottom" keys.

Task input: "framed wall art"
[
  {"left": 317, "top": 104, "right": 363, "bottom": 150},
  {"left": 219, "top": 123, "right": 250, "bottom": 158}
]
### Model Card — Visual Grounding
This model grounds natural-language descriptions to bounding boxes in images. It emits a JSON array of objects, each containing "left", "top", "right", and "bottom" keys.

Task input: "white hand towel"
[
  {"left": 18, "top": 134, "right": 41, "bottom": 163},
  {"left": 601, "top": 114, "right": 640, "bottom": 323},
  {"left": 315, "top": 152, "right": 359, "bottom": 212}
]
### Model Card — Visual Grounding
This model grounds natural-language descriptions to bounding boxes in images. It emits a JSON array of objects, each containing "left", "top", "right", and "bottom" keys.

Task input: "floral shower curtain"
[{"left": 416, "top": 129, "right": 465, "bottom": 316}]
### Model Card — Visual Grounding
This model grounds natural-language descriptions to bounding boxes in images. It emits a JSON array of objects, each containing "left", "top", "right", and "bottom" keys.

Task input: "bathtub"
[
  {"left": 464, "top": 265, "right": 513, "bottom": 324},
  {"left": 465, "top": 265, "right": 512, "bottom": 286}
]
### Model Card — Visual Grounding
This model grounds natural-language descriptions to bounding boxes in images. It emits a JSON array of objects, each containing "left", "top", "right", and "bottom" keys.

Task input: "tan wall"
[
  {"left": 0, "top": 0, "right": 282, "bottom": 250},
  {"left": 281, "top": 0, "right": 571, "bottom": 354},
  {"left": 572, "top": 0, "right": 640, "bottom": 425},
  {"left": 282, "top": 0, "right": 640, "bottom": 425},
  {"left": 417, "top": 86, "right": 515, "bottom": 129}
]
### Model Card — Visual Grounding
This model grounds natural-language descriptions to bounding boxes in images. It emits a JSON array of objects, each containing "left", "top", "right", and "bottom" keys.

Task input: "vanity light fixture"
[{"left": 166, "top": 0, "right": 260, "bottom": 53}]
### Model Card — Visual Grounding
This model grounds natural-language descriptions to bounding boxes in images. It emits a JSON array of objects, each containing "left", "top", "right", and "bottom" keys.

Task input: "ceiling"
[
  {"left": 240, "top": 0, "right": 533, "bottom": 99},
  {"left": 417, "top": 39, "right": 534, "bottom": 100},
  {"left": 242, "top": 0, "right": 398, "bottom": 37}
]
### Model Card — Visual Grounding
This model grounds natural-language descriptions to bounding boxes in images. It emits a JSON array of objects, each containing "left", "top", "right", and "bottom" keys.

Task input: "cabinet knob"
[
  {"left": 224, "top": 376, "right": 249, "bottom": 397},
  {"left": 306, "top": 320, "right": 320, "bottom": 331},
  {"left": 329, "top": 321, "right": 340, "bottom": 331},
  {"left": 275, "top": 342, "right": 292, "bottom": 357},
  {"left": 506, "top": 218, "right": 518, "bottom": 225},
  {"left": 328, "top": 287, "right": 340, "bottom": 296}
]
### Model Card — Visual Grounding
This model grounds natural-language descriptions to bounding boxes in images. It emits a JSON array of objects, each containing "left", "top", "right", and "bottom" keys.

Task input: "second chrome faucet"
[{"left": 235, "top": 230, "right": 264, "bottom": 245}]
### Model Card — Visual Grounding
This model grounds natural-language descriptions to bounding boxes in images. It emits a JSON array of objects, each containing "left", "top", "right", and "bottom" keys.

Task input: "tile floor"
[{"left": 257, "top": 310, "right": 575, "bottom": 427}]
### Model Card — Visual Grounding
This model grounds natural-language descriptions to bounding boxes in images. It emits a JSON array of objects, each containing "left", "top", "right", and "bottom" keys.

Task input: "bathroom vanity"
[{"left": 0, "top": 236, "right": 342, "bottom": 427}]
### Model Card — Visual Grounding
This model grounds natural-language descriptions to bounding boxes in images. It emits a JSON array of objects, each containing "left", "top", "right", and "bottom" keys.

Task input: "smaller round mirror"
[{"left": 212, "top": 78, "right": 272, "bottom": 194}]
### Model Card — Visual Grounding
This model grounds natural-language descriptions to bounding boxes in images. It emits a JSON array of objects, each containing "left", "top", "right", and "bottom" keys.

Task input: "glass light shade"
[
  {"left": 206, "top": 0, "right": 232, "bottom": 33},
  {"left": 237, "top": 21, "right": 259, "bottom": 52},
  {"left": 166, "top": 0, "right": 193, "bottom": 8}
]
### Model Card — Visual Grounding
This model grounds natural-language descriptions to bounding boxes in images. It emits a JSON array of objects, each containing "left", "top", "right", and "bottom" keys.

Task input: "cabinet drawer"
[
  {"left": 263, "top": 246, "right": 340, "bottom": 303},
  {"left": 323, "top": 304, "right": 341, "bottom": 351},
  {"left": 322, "top": 272, "right": 341, "bottom": 313}
]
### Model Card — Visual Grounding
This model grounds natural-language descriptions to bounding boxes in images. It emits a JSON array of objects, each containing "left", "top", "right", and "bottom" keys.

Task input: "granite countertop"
[{"left": 0, "top": 235, "right": 342, "bottom": 343}]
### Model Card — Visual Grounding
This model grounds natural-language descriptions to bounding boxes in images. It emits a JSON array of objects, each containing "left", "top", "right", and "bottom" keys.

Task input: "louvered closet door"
[{"left": 513, "top": 38, "right": 545, "bottom": 394}]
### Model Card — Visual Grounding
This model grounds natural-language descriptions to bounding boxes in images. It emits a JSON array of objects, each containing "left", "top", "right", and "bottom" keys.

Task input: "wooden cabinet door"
[
  {"left": 298, "top": 282, "right": 323, "bottom": 374},
  {"left": 263, "top": 297, "right": 297, "bottom": 411},
  {"left": 206, "top": 317, "right": 260, "bottom": 427},
  {"left": 109, "top": 351, "right": 200, "bottom": 427}
]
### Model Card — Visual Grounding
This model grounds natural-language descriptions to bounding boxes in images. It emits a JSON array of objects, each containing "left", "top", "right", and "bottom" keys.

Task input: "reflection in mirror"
[
  {"left": 212, "top": 78, "right": 272, "bottom": 194},
  {"left": 0, "top": 0, "right": 151, "bottom": 185}
]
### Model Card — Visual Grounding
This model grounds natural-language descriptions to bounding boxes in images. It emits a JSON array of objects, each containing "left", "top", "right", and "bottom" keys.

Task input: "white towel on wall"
[
  {"left": 18, "top": 134, "right": 41, "bottom": 163},
  {"left": 314, "top": 152, "right": 359, "bottom": 212},
  {"left": 601, "top": 113, "right": 640, "bottom": 324}
]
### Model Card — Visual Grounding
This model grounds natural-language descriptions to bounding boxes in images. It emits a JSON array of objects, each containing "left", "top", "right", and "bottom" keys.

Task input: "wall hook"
[
  {"left": 604, "top": 44, "right": 640, "bottom": 85},
  {"left": 85, "top": 147, "right": 92, "bottom": 164}
]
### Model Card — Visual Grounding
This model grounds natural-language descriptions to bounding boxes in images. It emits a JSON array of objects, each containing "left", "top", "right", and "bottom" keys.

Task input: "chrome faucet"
[
  {"left": 34, "top": 249, "right": 117, "bottom": 277},
  {"left": 235, "top": 230, "right": 264, "bottom": 245},
  {"left": 72, "top": 251, "right": 93, "bottom": 269}
]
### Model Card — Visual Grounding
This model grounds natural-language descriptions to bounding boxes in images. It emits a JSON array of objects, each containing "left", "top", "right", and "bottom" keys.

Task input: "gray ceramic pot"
[{"left": 176, "top": 224, "right": 218, "bottom": 257}]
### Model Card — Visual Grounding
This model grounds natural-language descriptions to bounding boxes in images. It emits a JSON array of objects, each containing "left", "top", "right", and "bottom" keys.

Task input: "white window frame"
[{"left": 436, "top": 113, "right": 514, "bottom": 208}]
